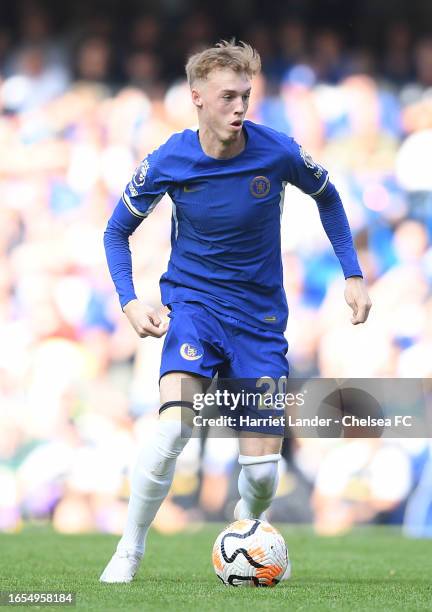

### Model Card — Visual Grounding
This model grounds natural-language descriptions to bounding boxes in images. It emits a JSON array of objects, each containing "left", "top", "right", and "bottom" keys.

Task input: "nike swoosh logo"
[{"left": 183, "top": 185, "right": 204, "bottom": 193}]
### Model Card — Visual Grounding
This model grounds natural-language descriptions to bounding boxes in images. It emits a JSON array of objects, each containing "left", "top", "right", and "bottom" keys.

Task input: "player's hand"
[
  {"left": 344, "top": 276, "right": 372, "bottom": 325},
  {"left": 123, "top": 300, "right": 170, "bottom": 338}
]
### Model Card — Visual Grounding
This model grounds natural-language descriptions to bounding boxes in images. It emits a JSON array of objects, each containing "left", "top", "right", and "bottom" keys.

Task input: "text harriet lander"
[{"left": 192, "top": 414, "right": 413, "bottom": 428}]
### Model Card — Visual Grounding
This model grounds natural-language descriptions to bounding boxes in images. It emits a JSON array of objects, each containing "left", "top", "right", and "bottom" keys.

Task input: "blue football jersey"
[{"left": 120, "top": 120, "right": 331, "bottom": 332}]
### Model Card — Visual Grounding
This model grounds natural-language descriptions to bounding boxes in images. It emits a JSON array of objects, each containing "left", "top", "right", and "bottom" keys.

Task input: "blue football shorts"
[{"left": 159, "top": 301, "right": 289, "bottom": 435}]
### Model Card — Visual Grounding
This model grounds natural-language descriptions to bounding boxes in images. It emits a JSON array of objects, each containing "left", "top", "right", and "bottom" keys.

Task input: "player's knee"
[
  {"left": 134, "top": 418, "right": 193, "bottom": 483},
  {"left": 156, "top": 416, "right": 193, "bottom": 458}
]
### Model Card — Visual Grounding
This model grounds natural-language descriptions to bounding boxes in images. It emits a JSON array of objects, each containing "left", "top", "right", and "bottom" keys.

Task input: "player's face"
[{"left": 192, "top": 69, "right": 251, "bottom": 142}]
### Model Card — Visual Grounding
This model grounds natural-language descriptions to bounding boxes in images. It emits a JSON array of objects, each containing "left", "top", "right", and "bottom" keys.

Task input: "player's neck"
[{"left": 198, "top": 126, "right": 246, "bottom": 160}]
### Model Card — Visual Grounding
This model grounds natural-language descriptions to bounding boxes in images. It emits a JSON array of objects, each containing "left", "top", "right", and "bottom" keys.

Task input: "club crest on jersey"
[
  {"left": 180, "top": 343, "right": 203, "bottom": 361},
  {"left": 250, "top": 176, "right": 270, "bottom": 198},
  {"left": 132, "top": 158, "right": 150, "bottom": 187}
]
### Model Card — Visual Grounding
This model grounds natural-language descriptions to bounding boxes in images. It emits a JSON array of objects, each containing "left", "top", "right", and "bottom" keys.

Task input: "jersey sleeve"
[
  {"left": 104, "top": 144, "right": 171, "bottom": 311},
  {"left": 121, "top": 146, "right": 170, "bottom": 219},
  {"left": 282, "top": 136, "right": 329, "bottom": 197}
]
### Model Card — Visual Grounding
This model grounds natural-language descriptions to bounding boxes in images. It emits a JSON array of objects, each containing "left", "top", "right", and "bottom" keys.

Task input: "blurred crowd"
[{"left": 1, "top": 1, "right": 432, "bottom": 537}]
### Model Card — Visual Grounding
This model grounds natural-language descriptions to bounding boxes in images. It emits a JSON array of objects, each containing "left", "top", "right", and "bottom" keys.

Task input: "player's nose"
[{"left": 234, "top": 99, "right": 245, "bottom": 115}]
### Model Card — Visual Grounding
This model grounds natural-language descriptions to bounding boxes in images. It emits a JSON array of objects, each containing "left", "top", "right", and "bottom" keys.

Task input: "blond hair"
[{"left": 185, "top": 39, "right": 261, "bottom": 86}]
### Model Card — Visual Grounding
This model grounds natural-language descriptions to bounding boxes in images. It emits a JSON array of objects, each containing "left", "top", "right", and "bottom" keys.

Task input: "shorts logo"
[
  {"left": 180, "top": 343, "right": 203, "bottom": 361},
  {"left": 250, "top": 176, "right": 270, "bottom": 198},
  {"left": 132, "top": 158, "right": 150, "bottom": 188}
]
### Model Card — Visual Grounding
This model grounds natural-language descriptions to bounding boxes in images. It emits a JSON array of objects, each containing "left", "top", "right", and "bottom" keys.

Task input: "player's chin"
[{"left": 223, "top": 124, "right": 243, "bottom": 141}]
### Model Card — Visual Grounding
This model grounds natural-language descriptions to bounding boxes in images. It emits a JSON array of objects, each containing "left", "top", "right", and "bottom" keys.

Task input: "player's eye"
[
  {"left": 223, "top": 95, "right": 233, "bottom": 100},
  {"left": 242, "top": 94, "right": 250, "bottom": 101}
]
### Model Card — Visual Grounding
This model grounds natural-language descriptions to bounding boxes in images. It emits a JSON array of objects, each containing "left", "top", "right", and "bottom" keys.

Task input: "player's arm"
[
  {"left": 103, "top": 150, "right": 170, "bottom": 338},
  {"left": 313, "top": 184, "right": 371, "bottom": 324},
  {"left": 285, "top": 139, "right": 371, "bottom": 325}
]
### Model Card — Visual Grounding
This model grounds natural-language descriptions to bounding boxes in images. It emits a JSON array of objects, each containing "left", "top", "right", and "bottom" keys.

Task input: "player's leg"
[
  {"left": 100, "top": 302, "right": 223, "bottom": 583},
  {"left": 235, "top": 434, "right": 283, "bottom": 520},
  {"left": 117, "top": 373, "right": 200, "bottom": 553},
  {"left": 235, "top": 433, "right": 291, "bottom": 580},
  {"left": 217, "top": 318, "right": 288, "bottom": 523},
  {"left": 99, "top": 372, "right": 202, "bottom": 583}
]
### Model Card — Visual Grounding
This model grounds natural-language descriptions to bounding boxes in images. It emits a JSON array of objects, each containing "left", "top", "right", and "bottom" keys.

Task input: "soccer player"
[{"left": 100, "top": 40, "right": 371, "bottom": 583}]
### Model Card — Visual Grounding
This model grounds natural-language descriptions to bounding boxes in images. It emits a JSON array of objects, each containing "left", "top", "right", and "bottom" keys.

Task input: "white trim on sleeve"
[
  {"left": 308, "top": 173, "right": 329, "bottom": 198},
  {"left": 122, "top": 192, "right": 163, "bottom": 219}
]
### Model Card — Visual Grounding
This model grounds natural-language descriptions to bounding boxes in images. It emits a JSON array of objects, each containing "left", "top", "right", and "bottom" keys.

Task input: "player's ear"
[{"left": 191, "top": 87, "right": 203, "bottom": 109}]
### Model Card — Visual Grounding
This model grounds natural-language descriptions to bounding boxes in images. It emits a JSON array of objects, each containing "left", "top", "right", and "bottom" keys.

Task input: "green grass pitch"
[{"left": 0, "top": 525, "right": 431, "bottom": 611}]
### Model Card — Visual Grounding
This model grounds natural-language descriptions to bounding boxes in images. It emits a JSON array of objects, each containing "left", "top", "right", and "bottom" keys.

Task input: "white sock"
[
  {"left": 117, "top": 418, "right": 192, "bottom": 556},
  {"left": 237, "top": 454, "right": 281, "bottom": 519}
]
